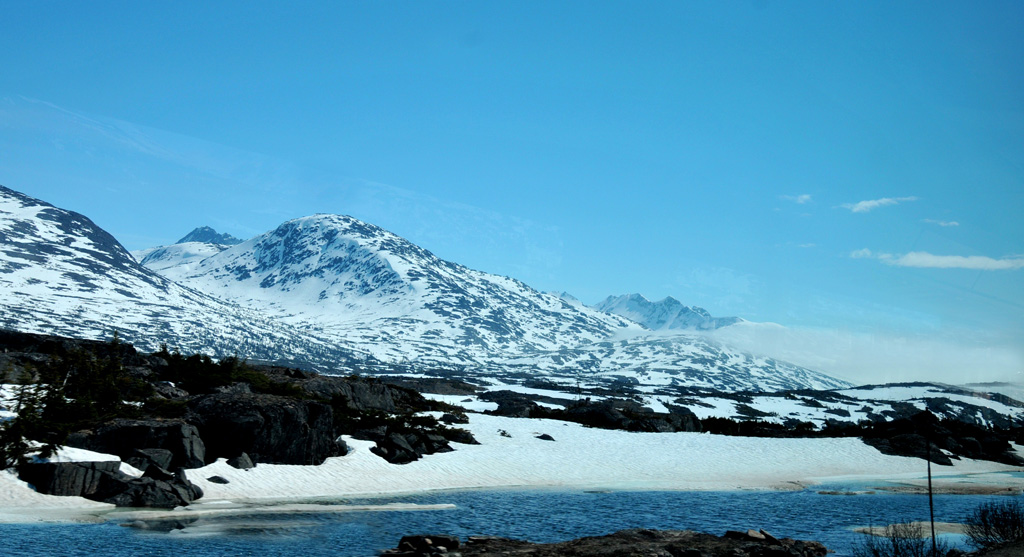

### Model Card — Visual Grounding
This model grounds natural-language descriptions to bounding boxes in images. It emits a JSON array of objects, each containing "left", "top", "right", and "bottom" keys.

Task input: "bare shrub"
[
  {"left": 964, "top": 499, "right": 1024, "bottom": 549},
  {"left": 852, "top": 521, "right": 948, "bottom": 557}
]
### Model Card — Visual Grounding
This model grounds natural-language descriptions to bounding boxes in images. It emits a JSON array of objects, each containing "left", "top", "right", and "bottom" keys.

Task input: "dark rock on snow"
[
  {"left": 18, "top": 460, "right": 121, "bottom": 498},
  {"left": 371, "top": 431, "right": 454, "bottom": 465},
  {"left": 440, "top": 412, "right": 469, "bottom": 424},
  {"left": 18, "top": 460, "right": 202, "bottom": 508},
  {"left": 227, "top": 452, "right": 255, "bottom": 470}
]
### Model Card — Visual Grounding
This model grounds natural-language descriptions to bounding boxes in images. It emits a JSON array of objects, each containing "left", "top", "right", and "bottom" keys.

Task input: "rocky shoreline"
[{"left": 382, "top": 528, "right": 829, "bottom": 557}]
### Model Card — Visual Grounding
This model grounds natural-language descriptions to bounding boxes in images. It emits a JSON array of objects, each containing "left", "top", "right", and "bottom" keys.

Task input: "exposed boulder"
[
  {"left": 127, "top": 448, "right": 174, "bottom": 472},
  {"left": 17, "top": 460, "right": 202, "bottom": 508},
  {"left": 94, "top": 468, "right": 202, "bottom": 508},
  {"left": 18, "top": 460, "right": 120, "bottom": 497},
  {"left": 227, "top": 452, "right": 254, "bottom": 470},
  {"left": 188, "top": 391, "right": 344, "bottom": 465},
  {"left": 440, "top": 412, "right": 469, "bottom": 424},
  {"left": 390, "top": 534, "right": 460, "bottom": 555},
  {"left": 370, "top": 431, "right": 454, "bottom": 465},
  {"left": 65, "top": 419, "right": 206, "bottom": 470}
]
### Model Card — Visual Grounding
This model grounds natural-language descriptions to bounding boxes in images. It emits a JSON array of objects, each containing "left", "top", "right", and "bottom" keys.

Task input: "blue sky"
[{"left": 1, "top": 1, "right": 1021, "bottom": 381}]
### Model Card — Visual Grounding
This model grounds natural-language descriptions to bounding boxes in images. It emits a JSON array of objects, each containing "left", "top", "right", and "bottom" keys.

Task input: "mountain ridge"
[
  {"left": 2, "top": 185, "right": 851, "bottom": 391},
  {"left": 0, "top": 185, "right": 367, "bottom": 369},
  {"left": 593, "top": 293, "right": 741, "bottom": 331}
]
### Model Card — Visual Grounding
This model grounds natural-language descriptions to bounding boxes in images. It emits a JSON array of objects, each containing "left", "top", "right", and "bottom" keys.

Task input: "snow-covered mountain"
[
  {"left": 177, "top": 226, "right": 243, "bottom": 245},
  {"left": 0, "top": 186, "right": 364, "bottom": 368},
  {"left": 593, "top": 293, "right": 741, "bottom": 331},
  {"left": 130, "top": 226, "right": 244, "bottom": 272},
  {"left": 2, "top": 185, "right": 851, "bottom": 391},
  {"left": 143, "top": 214, "right": 641, "bottom": 366},
  {"left": 138, "top": 213, "right": 849, "bottom": 390}
]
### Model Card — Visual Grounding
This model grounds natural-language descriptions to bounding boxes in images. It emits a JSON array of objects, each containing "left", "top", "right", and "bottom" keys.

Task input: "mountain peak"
[
  {"left": 176, "top": 226, "right": 243, "bottom": 246},
  {"left": 593, "top": 293, "right": 737, "bottom": 331}
]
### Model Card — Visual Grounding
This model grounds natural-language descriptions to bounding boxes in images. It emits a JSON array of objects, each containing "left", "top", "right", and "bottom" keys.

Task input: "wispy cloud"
[
  {"left": 850, "top": 249, "right": 1024, "bottom": 270},
  {"left": 780, "top": 194, "right": 812, "bottom": 204},
  {"left": 709, "top": 322, "right": 1024, "bottom": 385},
  {"left": 923, "top": 219, "right": 959, "bottom": 227},
  {"left": 840, "top": 196, "right": 918, "bottom": 213}
]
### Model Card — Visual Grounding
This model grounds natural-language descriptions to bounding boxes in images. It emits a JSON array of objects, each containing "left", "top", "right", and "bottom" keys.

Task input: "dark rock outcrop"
[
  {"left": 188, "top": 391, "right": 344, "bottom": 465},
  {"left": 65, "top": 419, "right": 206, "bottom": 470},
  {"left": 18, "top": 460, "right": 202, "bottom": 508},
  {"left": 17, "top": 460, "right": 120, "bottom": 497},
  {"left": 371, "top": 431, "right": 454, "bottom": 465},
  {"left": 226, "top": 452, "right": 255, "bottom": 470},
  {"left": 96, "top": 468, "right": 203, "bottom": 508},
  {"left": 862, "top": 411, "right": 1024, "bottom": 466},
  {"left": 382, "top": 528, "right": 829, "bottom": 557},
  {"left": 563, "top": 399, "right": 702, "bottom": 433},
  {"left": 128, "top": 448, "right": 174, "bottom": 472},
  {"left": 390, "top": 535, "right": 460, "bottom": 555}
]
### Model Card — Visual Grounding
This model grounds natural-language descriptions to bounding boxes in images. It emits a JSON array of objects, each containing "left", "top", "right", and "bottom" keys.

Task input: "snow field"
[{"left": 2, "top": 412, "right": 1023, "bottom": 523}]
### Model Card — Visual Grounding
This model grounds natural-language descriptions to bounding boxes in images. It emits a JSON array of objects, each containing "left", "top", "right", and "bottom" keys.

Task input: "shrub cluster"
[
  {"left": 964, "top": 499, "right": 1024, "bottom": 549},
  {"left": 852, "top": 522, "right": 947, "bottom": 557}
]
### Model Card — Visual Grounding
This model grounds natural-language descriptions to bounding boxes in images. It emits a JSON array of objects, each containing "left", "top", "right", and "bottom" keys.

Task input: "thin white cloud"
[
  {"left": 709, "top": 322, "right": 1023, "bottom": 385},
  {"left": 886, "top": 252, "right": 1024, "bottom": 270},
  {"left": 840, "top": 196, "right": 918, "bottom": 213},
  {"left": 850, "top": 249, "right": 1024, "bottom": 270},
  {"left": 923, "top": 219, "right": 959, "bottom": 227},
  {"left": 781, "top": 194, "right": 812, "bottom": 204}
]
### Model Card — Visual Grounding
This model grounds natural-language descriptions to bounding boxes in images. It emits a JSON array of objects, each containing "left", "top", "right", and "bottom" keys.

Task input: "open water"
[{"left": 2, "top": 487, "right": 1017, "bottom": 556}]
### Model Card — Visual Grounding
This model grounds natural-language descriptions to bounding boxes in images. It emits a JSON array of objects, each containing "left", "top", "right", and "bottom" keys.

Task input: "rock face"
[
  {"left": 188, "top": 392, "right": 344, "bottom": 465},
  {"left": 484, "top": 393, "right": 702, "bottom": 434},
  {"left": 382, "top": 528, "right": 830, "bottom": 557},
  {"left": 861, "top": 411, "right": 1024, "bottom": 466},
  {"left": 65, "top": 419, "right": 206, "bottom": 470},
  {"left": 17, "top": 461, "right": 121, "bottom": 497},
  {"left": 17, "top": 461, "right": 202, "bottom": 508},
  {"left": 562, "top": 399, "right": 702, "bottom": 433}
]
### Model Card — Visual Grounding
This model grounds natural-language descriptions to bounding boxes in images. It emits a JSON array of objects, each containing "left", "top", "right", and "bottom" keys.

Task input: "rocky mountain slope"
[
  {"left": 0, "top": 185, "right": 365, "bottom": 368},
  {"left": 142, "top": 214, "right": 640, "bottom": 367}
]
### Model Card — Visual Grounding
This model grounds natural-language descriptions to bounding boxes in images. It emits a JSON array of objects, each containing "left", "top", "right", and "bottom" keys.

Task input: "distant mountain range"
[
  {"left": 592, "top": 293, "right": 741, "bottom": 331},
  {"left": 1, "top": 185, "right": 850, "bottom": 391}
]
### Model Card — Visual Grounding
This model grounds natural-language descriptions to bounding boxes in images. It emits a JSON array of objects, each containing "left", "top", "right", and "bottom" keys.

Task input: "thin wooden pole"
[{"left": 927, "top": 429, "right": 937, "bottom": 556}]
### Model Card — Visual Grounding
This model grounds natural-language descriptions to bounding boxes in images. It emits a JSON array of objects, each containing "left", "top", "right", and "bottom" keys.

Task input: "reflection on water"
[{"left": 4, "top": 488, "right": 1019, "bottom": 557}]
